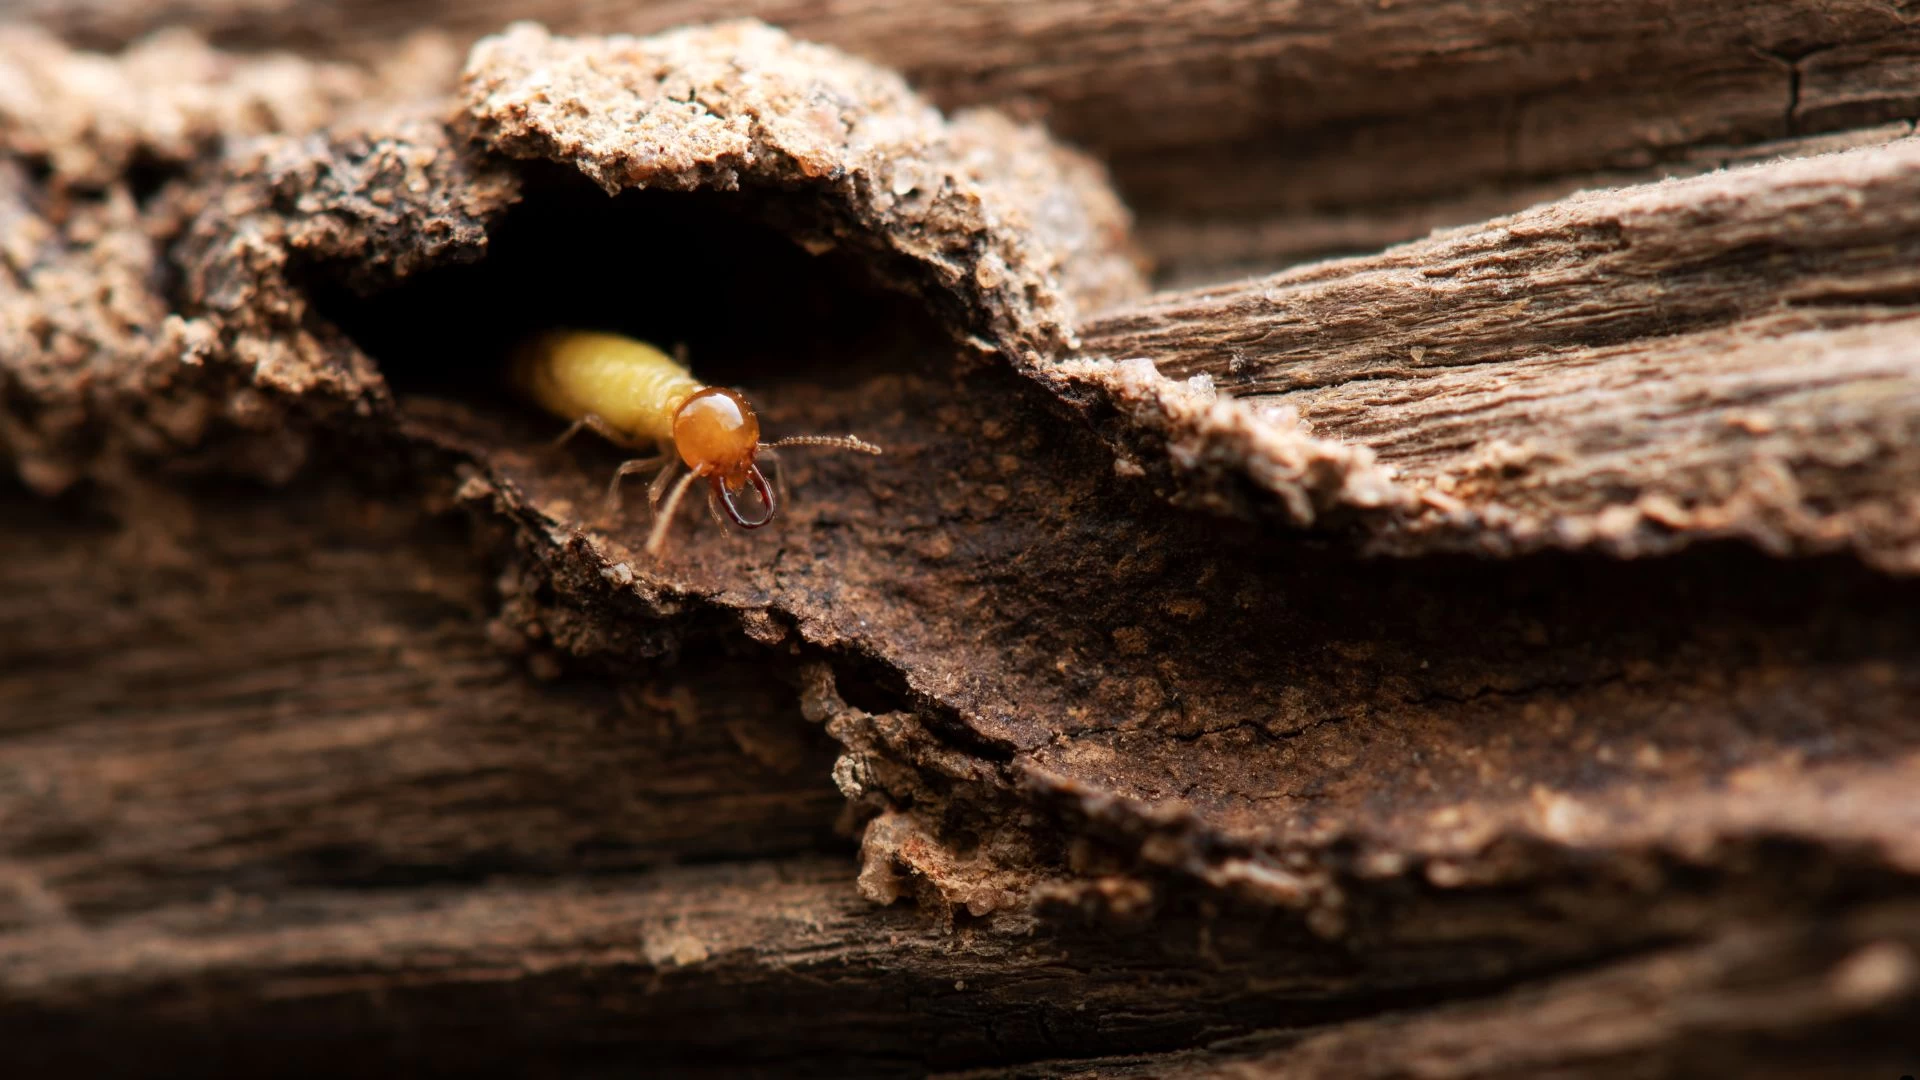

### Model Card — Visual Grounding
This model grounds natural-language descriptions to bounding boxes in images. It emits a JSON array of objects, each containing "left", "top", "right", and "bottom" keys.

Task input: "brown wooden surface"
[
  {"left": 17, "top": 0, "right": 1920, "bottom": 278},
  {"left": 1078, "top": 137, "right": 1920, "bottom": 568},
  {"left": 3, "top": 7, "right": 1920, "bottom": 1078}
]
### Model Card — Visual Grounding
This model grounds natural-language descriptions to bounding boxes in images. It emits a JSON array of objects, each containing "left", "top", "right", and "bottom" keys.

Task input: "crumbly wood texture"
[
  {"left": 3, "top": 8, "right": 1920, "bottom": 1078},
  {"left": 1076, "top": 140, "right": 1920, "bottom": 569},
  {"left": 20, "top": 0, "right": 1920, "bottom": 279}
]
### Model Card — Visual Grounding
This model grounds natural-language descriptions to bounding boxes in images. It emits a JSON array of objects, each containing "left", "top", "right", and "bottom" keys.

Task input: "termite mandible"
[{"left": 511, "top": 330, "right": 881, "bottom": 554}]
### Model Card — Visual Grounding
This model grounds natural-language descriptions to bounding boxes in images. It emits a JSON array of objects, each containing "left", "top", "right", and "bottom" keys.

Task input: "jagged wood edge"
[{"left": 1076, "top": 136, "right": 1920, "bottom": 571}]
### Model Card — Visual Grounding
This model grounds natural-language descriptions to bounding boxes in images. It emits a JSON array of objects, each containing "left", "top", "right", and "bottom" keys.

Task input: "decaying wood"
[
  {"left": 17, "top": 0, "right": 1920, "bottom": 277},
  {"left": 1077, "top": 136, "right": 1920, "bottom": 569},
  {"left": 3, "top": 7, "right": 1920, "bottom": 1077},
  {"left": 17, "top": 477, "right": 1914, "bottom": 1076},
  {"left": 957, "top": 906, "right": 1920, "bottom": 1078},
  {"left": 0, "top": 479, "right": 846, "bottom": 923}
]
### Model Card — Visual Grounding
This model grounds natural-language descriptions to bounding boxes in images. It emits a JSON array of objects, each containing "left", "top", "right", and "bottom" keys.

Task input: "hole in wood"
[{"left": 304, "top": 163, "right": 951, "bottom": 450}]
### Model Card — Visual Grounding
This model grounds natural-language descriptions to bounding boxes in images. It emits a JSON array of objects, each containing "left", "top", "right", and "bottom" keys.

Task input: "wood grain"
[
  {"left": 1080, "top": 136, "right": 1920, "bottom": 568},
  {"left": 15, "top": 0, "right": 1920, "bottom": 276},
  {"left": 0, "top": 479, "right": 847, "bottom": 925},
  {"left": 4, "top": 8, "right": 1920, "bottom": 1077}
]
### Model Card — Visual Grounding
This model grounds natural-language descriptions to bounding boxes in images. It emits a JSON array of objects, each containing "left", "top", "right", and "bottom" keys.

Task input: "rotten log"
[
  {"left": 3, "top": 8, "right": 1920, "bottom": 1078},
  {"left": 18, "top": 0, "right": 1920, "bottom": 278}
]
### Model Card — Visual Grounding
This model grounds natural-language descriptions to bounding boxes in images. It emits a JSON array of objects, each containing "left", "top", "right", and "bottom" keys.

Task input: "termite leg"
[
  {"left": 647, "top": 460, "right": 682, "bottom": 512},
  {"left": 603, "top": 454, "right": 668, "bottom": 517},
  {"left": 705, "top": 483, "right": 731, "bottom": 530},
  {"left": 552, "top": 413, "right": 637, "bottom": 451},
  {"left": 646, "top": 468, "right": 703, "bottom": 555}
]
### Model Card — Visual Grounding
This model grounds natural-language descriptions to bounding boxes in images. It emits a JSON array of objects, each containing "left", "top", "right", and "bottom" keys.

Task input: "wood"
[
  {"left": 1078, "top": 135, "right": 1920, "bottom": 570},
  {"left": 13, "top": 1, "right": 1920, "bottom": 277},
  {"left": 0, "top": 479, "right": 846, "bottom": 924},
  {"left": 11, "top": 851, "right": 1918, "bottom": 1078},
  {"left": 4, "top": 9, "right": 1920, "bottom": 1077},
  {"left": 953, "top": 905, "right": 1920, "bottom": 1078}
]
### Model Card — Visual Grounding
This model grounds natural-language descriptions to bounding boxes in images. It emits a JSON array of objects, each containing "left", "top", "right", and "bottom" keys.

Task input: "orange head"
[{"left": 672, "top": 386, "right": 774, "bottom": 528}]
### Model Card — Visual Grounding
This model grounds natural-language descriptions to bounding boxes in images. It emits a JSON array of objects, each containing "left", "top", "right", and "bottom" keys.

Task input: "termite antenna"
[
  {"left": 766, "top": 434, "right": 883, "bottom": 454},
  {"left": 716, "top": 464, "right": 777, "bottom": 529},
  {"left": 645, "top": 468, "right": 702, "bottom": 555}
]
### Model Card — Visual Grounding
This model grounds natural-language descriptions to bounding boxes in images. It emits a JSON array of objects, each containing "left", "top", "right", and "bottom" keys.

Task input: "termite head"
[
  {"left": 662, "top": 386, "right": 885, "bottom": 541},
  {"left": 673, "top": 386, "right": 760, "bottom": 480},
  {"left": 672, "top": 386, "right": 774, "bottom": 528}
]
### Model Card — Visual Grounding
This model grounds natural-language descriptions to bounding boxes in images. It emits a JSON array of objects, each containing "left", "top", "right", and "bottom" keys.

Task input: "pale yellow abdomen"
[{"left": 512, "top": 331, "right": 702, "bottom": 446}]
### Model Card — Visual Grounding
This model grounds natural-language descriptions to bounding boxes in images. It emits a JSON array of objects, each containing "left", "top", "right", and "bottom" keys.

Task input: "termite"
[{"left": 511, "top": 330, "right": 881, "bottom": 554}]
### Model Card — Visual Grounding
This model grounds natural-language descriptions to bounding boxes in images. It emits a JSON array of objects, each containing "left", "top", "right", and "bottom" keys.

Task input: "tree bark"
[{"left": 3, "top": 6, "right": 1919, "bottom": 1077}]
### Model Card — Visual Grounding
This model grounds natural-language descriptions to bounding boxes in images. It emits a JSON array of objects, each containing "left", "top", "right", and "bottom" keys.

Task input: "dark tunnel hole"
[{"left": 306, "top": 162, "right": 958, "bottom": 442}]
